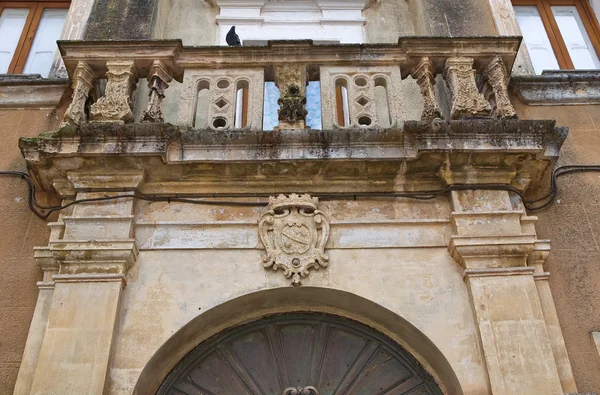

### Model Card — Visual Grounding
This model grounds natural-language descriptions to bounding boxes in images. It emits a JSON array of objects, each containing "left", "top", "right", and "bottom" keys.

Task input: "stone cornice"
[
  {"left": 511, "top": 71, "right": 600, "bottom": 105},
  {"left": 50, "top": 239, "right": 138, "bottom": 278},
  {"left": 449, "top": 234, "right": 537, "bottom": 269},
  {"left": 19, "top": 120, "right": 566, "bottom": 196},
  {"left": 0, "top": 75, "right": 69, "bottom": 109},
  {"left": 56, "top": 37, "right": 521, "bottom": 82}
]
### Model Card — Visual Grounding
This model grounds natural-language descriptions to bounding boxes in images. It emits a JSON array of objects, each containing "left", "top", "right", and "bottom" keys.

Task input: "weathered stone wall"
[
  {"left": 514, "top": 98, "right": 600, "bottom": 392},
  {"left": 0, "top": 106, "right": 65, "bottom": 394},
  {"left": 106, "top": 198, "right": 491, "bottom": 395},
  {"left": 85, "top": 0, "right": 158, "bottom": 40}
]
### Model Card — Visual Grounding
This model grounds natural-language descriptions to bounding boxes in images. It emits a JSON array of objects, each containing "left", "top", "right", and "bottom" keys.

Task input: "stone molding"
[
  {"left": 49, "top": 239, "right": 138, "bottom": 279},
  {"left": 34, "top": 247, "right": 59, "bottom": 289},
  {"left": 448, "top": 234, "right": 537, "bottom": 269},
  {"left": 512, "top": 71, "right": 600, "bottom": 105},
  {"left": 19, "top": 120, "right": 567, "bottom": 196},
  {"left": 0, "top": 75, "right": 68, "bottom": 109}
]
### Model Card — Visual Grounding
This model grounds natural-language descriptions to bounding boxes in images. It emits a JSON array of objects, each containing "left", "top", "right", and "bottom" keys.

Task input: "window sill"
[
  {"left": 511, "top": 70, "right": 600, "bottom": 105},
  {"left": 0, "top": 74, "right": 69, "bottom": 109}
]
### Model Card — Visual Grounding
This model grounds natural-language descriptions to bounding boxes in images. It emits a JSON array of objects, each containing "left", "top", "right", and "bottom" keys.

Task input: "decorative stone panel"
[
  {"left": 178, "top": 68, "right": 264, "bottom": 131},
  {"left": 320, "top": 66, "right": 405, "bottom": 129}
]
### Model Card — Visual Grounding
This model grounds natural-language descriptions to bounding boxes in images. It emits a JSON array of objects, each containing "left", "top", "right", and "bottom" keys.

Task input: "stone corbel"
[
  {"left": 444, "top": 57, "right": 491, "bottom": 119},
  {"left": 412, "top": 57, "right": 442, "bottom": 121},
  {"left": 274, "top": 64, "right": 308, "bottom": 130},
  {"left": 90, "top": 60, "right": 137, "bottom": 122},
  {"left": 62, "top": 61, "right": 96, "bottom": 126},
  {"left": 141, "top": 61, "right": 172, "bottom": 123},
  {"left": 483, "top": 56, "right": 517, "bottom": 119}
]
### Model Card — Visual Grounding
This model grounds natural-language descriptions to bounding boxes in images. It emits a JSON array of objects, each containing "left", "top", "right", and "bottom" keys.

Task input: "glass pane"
[
  {"left": 263, "top": 82, "right": 279, "bottom": 131},
  {"left": 552, "top": 6, "right": 600, "bottom": 70},
  {"left": 0, "top": 8, "right": 29, "bottom": 73},
  {"left": 262, "top": 82, "right": 322, "bottom": 131},
  {"left": 306, "top": 81, "right": 321, "bottom": 130},
  {"left": 514, "top": 6, "right": 560, "bottom": 74},
  {"left": 23, "top": 9, "right": 68, "bottom": 77}
]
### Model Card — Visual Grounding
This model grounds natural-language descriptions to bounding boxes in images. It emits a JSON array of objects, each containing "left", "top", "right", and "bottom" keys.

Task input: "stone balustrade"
[{"left": 58, "top": 37, "right": 521, "bottom": 130}]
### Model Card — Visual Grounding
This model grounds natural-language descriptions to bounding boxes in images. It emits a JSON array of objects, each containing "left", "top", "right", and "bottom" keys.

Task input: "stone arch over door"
[
  {"left": 133, "top": 287, "right": 464, "bottom": 395},
  {"left": 157, "top": 313, "right": 443, "bottom": 395}
]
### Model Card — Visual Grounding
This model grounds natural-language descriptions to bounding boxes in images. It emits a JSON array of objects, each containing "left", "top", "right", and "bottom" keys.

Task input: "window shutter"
[
  {"left": 514, "top": 6, "right": 561, "bottom": 74},
  {"left": 551, "top": 5, "right": 600, "bottom": 70},
  {"left": 0, "top": 8, "right": 29, "bottom": 73},
  {"left": 23, "top": 8, "right": 68, "bottom": 77}
]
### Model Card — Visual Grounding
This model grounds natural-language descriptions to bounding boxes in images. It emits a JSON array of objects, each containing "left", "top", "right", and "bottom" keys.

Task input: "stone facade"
[{"left": 1, "top": 1, "right": 600, "bottom": 394}]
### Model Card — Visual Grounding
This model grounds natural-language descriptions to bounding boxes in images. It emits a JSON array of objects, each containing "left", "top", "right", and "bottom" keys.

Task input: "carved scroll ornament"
[
  {"left": 283, "top": 386, "right": 319, "bottom": 395},
  {"left": 259, "top": 194, "right": 329, "bottom": 286}
]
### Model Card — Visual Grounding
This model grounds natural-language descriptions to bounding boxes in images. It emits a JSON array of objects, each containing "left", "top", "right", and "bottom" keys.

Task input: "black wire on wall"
[{"left": 2, "top": 165, "right": 599, "bottom": 219}]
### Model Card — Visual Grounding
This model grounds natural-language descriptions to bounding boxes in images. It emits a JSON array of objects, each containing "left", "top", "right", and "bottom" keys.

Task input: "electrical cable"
[{"left": 2, "top": 165, "right": 600, "bottom": 219}]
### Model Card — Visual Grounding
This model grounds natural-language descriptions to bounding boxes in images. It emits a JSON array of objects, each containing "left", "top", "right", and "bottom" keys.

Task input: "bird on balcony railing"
[{"left": 226, "top": 26, "right": 241, "bottom": 46}]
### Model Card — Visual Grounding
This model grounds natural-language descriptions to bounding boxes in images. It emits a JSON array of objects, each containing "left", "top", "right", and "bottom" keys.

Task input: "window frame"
[
  {"left": 0, "top": 0, "right": 70, "bottom": 74},
  {"left": 513, "top": 0, "right": 600, "bottom": 69}
]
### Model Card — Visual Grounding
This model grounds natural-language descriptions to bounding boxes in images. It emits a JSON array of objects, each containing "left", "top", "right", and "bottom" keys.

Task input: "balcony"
[{"left": 19, "top": 37, "right": 566, "bottom": 197}]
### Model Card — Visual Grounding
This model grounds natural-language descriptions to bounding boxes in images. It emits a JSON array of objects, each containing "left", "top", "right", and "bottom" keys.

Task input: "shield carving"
[{"left": 259, "top": 194, "right": 330, "bottom": 286}]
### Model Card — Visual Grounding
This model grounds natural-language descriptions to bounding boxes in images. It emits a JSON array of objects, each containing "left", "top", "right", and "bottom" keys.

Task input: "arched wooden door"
[{"left": 157, "top": 314, "right": 443, "bottom": 395}]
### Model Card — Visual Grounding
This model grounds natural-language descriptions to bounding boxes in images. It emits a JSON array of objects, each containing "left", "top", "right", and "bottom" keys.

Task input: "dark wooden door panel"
[{"left": 158, "top": 314, "right": 443, "bottom": 395}]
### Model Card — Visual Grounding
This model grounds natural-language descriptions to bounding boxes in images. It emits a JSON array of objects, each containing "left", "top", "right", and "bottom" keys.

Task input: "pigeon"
[{"left": 226, "top": 26, "right": 241, "bottom": 46}]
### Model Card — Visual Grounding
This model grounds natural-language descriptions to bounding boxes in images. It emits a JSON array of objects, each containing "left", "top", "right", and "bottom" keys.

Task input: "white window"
[
  {"left": 513, "top": 1, "right": 600, "bottom": 74},
  {"left": 0, "top": 2, "right": 69, "bottom": 77}
]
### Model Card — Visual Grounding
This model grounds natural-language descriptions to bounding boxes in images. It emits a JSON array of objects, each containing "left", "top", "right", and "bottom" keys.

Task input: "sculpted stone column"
[
  {"left": 28, "top": 172, "right": 141, "bottom": 395},
  {"left": 412, "top": 57, "right": 442, "bottom": 121},
  {"left": 274, "top": 64, "right": 308, "bottom": 130},
  {"left": 141, "top": 61, "right": 172, "bottom": 123},
  {"left": 483, "top": 56, "right": 517, "bottom": 119},
  {"left": 528, "top": 241, "right": 578, "bottom": 393},
  {"left": 90, "top": 61, "right": 137, "bottom": 122},
  {"left": 444, "top": 57, "right": 491, "bottom": 119},
  {"left": 62, "top": 61, "right": 96, "bottom": 126},
  {"left": 448, "top": 189, "right": 563, "bottom": 394}
]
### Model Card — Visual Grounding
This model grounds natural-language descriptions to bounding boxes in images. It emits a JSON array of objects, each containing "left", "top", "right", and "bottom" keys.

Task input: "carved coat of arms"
[{"left": 259, "top": 194, "right": 330, "bottom": 286}]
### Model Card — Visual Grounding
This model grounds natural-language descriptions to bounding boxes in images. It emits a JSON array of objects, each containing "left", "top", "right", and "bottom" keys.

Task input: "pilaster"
[
  {"left": 448, "top": 189, "right": 563, "bottom": 395},
  {"left": 528, "top": 241, "right": 578, "bottom": 393},
  {"left": 13, "top": 248, "right": 58, "bottom": 395},
  {"left": 28, "top": 172, "right": 142, "bottom": 395}
]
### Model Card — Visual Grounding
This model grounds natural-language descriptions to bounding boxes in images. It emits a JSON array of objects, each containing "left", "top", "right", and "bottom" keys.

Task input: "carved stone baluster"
[
  {"left": 141, "top": 61, "right": 172, "bottom": 123},
  {"left": 90, "top": 61, "right": 137, "bottom": 122},
  {"left": 274, "top": 64, "right": 308, "bottom": 130},
  {"left": 62, "top": 62, "right": 96, "bottom": 126},
  {"left": 444, "top": 57, "right": 491, "bottom": 119},
  {"left": 412, "top": 57, "right": 442, "bottom": 121},
  {"left": 483, "top": 55, "right": 517, "bottom": 119}
]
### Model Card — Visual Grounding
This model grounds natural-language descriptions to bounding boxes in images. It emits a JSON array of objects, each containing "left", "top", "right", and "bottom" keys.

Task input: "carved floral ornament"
[
  {"left": 259, "top": 194, "right": 330, "bottom": 286},
  {"left": 283, "top": 386, "right": 319, "bottom": 395}
]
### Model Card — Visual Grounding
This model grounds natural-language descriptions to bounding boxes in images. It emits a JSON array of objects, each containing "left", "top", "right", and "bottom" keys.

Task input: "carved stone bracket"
[
  {"left": 274, "top": 64, "right": 308, "bottom": 129},
  {"left": 444, "top": 57, "right": 491, "bottom": 119},
  {"left": 141, "top": 61, "right": 172, "bottom": 123},
  {"left": 91, "top": 61, "right": 137, "bottom": 122},
  {"left": 283, "top": 386, "right": 319, "bottom": 395},
  {"left": 62, "top": 61, "right": 96, "bottom": 126},
  {"left": 484, "top": 56, "right": 517, "bottom": 119},
  {"left": 412, "top": 57, "right": 442, "bottom": 121},
  {"left": 259, "top": 194, "right": 329, "bottom": 286}
]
